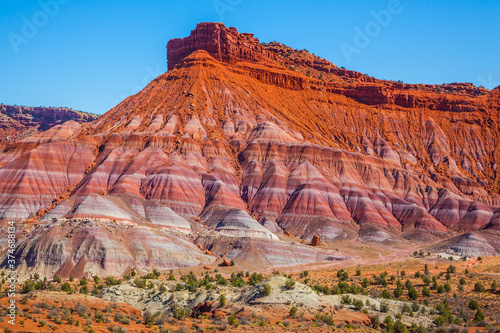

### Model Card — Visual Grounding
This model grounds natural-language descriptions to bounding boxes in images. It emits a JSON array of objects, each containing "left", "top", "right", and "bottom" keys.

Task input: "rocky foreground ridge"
[{"left": 1, "top": 22, "right": 500, "bottom": 277}]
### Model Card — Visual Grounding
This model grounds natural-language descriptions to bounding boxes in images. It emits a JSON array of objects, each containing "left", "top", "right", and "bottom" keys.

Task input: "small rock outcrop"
[
  {"left": 191, "top": 301, "right": 215, "bottom": 318},
  {"left": 311, "top": 235, "right": 325, "bottom": 246},
  {"left": 220, "top": 258, "right": 232, "bottom": 267}
]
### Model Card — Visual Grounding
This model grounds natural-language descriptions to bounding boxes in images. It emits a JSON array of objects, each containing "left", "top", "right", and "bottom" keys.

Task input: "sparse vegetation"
[
  {"left": 219, "top": 294, "right": 226, "bottom": 307},
  {"left": 171, "top": 305, "right": 187, "bottom": 321},
  {"left": 353, "top": 298, "right": 364, "bottom": 311},
  {"left": 474, "top": 282, "right": 485, "bottom": 292},
  {"left": 7, "top": 252, "right": 500, "bottom": 332},
  {"left": 61, "top": 282, "right": 73, "bottom": 293},
  {"left": 284, "top": 278, "right": 295, "bottom": 290},
  {"left": 262, "top": 283, "right": 272, "bottom": 296},
  {"left": 105, "top": 277, "right": 122, "bottom": 286}
]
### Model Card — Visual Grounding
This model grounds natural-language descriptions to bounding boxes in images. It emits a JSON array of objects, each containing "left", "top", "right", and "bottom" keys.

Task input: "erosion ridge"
[{"left": 1, "top": 22, "right": 500, "bottom": 277}]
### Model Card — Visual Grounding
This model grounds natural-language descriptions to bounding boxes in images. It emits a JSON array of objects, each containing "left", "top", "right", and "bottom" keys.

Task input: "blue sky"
[{"left": 1, "top": 0, "right": 499, "bottom": 114}]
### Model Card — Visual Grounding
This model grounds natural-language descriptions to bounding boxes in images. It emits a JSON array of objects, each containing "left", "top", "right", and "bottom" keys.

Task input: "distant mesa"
[{"left": 0, "top": 104, "right": 98, "bottom": 149}]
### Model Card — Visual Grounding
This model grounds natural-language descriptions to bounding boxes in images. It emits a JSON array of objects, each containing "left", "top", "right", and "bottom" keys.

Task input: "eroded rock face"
[
  {"left": 1, "top": 22, "right": 500, "bottom": 276},
  {"left": 432, "top": 231, "right": 500, "bottom": 257},
  {"left": 7, "top": 219, "right": 212, "bottom": 278}
]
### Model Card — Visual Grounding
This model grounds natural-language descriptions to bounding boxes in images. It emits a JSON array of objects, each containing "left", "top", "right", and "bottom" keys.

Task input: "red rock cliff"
[
  {"left": 2, "top": 23, "right": 500, "bottom": 278},
  {"left": 167, "top": 22, "right": 276, "bottom": 70}
]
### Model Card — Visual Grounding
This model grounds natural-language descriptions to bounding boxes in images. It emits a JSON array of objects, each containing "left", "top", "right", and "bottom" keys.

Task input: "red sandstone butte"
[{"left": 1, "top": 22, "right": 500, "bottom": 277}]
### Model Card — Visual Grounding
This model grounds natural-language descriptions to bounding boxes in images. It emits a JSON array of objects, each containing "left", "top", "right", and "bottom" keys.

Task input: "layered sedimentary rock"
[
  {"left": 1, "top": 22, "right": 500, "bottom": 276},
  {"left": 432, "top": 231, "right": 500, "bottom": 257},
  {"left": 166, "top": 22, "right": 277, "bottom": 70},
  {"left": 10, "top": 219, "right": 212, "bottom": 278}
]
